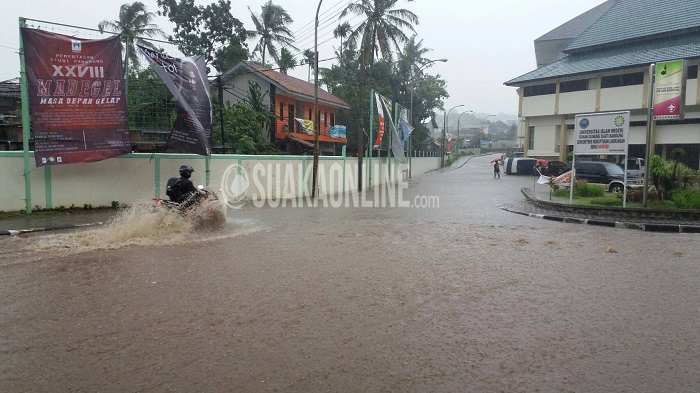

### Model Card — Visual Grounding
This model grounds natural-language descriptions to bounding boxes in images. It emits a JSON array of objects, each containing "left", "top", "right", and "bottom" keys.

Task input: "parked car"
[
  {"left": 541, "top": 160, "right": 570, "bottom": 176},
  {"left": 575, "top": 161, "right": 644, "bottom": 193},
  {"left": 617, "top": 157, "right": 645, "bottom": 177}
]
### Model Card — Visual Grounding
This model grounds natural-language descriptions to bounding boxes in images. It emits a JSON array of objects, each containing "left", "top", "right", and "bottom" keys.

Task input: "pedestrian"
[{"left": 493, "top": 161, "right": 501, "bottom": 179}]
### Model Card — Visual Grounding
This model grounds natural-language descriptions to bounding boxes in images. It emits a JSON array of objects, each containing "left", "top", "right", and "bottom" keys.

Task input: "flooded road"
[{"left": 1, "top": 155, "right": 699, "bottom": 392}]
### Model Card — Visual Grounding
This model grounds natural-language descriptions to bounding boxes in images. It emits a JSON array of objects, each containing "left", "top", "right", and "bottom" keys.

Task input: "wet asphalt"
[{"left": 1, "top": 154, "right": 699, "bottom": 392}]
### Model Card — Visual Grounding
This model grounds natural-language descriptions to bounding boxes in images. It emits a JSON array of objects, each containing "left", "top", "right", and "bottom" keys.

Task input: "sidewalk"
[
  {"left": 499, "top": 187, "right": 700, "bottom": 233},
  {"left": 0, "top": 209, "right": 114, "bottom": 235}
]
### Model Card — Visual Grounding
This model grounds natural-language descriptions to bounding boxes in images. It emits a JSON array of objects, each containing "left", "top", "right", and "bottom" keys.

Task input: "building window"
[
  {"left": 528, "top": 126, "right": 535, "bottom": 151},
  {"left": 330, "top": 113, "right": 335, "bottom": 127},
  {"left": 559, "top": 79, "right": 589, "bottom": 93},
  {"left": 554, "top": 126, "right": 560, "bottom": 153},
  {"left": 601, "top": 72, "right": 644, "bottom": 88},
  {"left": 324, "top": 112, "right": 328, "bottom": 127},
  {"left": 523, "top": 83, "right": 556, "bottom": 97},
  {"left": 688, "top": 65, "right": 698, "bottom": 79},
  {"left": 308, "top": 108, "right": 312, "bottom": 120},
  {"left": 279, "top": 102, "right": 284, "bottom": 120}
]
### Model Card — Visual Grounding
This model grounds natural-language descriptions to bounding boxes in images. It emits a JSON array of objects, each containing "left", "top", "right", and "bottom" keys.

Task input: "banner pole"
[
  {"left": 569, "top": 154, "right": 575, "bottom": 205},
  {"left": 623, "top": 153, "right": 628, "bottom": 208},
  {"left": 18, "top": 17, "right": 32, "bottom": 214},
  {"left": 368, "top": 89, "right": 374, "bottom": 188},
  {"left": 123, "top": 36, "right": 130, "bottom": 98},
  {"left": 642, "top": 63, "right": 655, "bottom": 208}
]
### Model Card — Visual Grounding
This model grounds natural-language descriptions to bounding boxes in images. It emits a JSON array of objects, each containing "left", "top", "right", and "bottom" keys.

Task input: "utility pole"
[
  {"left": 311, "top": 0, "right": 323, "bottom": 199},
  {"left": 217, "top": 76, "right": 224, "bottom": 153},
  {"left": 642, "top": 63, "right": 655, "bottom": 208}
]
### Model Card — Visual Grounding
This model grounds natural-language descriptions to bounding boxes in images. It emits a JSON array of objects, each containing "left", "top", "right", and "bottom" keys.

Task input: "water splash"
[{"left": 0, "top": 199, "right": 236, "bottom": 265}]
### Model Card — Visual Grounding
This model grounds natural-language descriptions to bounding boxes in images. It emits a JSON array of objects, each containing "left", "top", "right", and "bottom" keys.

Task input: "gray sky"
[{"left": 1, "top": 0, "right": 607, "bottom": 117}]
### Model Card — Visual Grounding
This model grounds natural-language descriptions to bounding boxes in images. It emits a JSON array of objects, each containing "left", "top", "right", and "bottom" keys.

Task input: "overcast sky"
[{"left": 1, "top": 0, "right": 607, "bottom": 118}]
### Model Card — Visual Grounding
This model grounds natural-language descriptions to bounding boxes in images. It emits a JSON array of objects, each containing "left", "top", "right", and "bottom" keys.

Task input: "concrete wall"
[{"left": 0, "top": 152, "right": 442, "bottom": 212}]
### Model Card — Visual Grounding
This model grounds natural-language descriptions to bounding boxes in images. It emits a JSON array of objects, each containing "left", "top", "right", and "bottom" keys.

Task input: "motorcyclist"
[{"left": 166, "top": 165, "right": 198, "bottom": 204}]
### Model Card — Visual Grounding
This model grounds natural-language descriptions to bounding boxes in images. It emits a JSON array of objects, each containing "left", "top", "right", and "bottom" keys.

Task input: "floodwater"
[{"left": 1, "top": 155, "right": 699, "bottom": 392}]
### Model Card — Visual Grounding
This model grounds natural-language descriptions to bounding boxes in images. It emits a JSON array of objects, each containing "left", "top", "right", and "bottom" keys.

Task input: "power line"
[{"left": 291, "top": 0, "right": 351, "bottom": 41}]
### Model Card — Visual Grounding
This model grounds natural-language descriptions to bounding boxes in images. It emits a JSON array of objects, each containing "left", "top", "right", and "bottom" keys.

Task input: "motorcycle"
[{"left": 154, "top": 185, "right": 219, "bottom": 213}]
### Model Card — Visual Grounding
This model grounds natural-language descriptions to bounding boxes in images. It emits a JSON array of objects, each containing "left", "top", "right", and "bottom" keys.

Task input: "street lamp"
[
  {"left": 408, "top": 58, "right": 447, "bottom": 178},
  {"left": 457, "top": 110, "right": 473, "bottom": 152},
  {"left": 443, "top": 104, "right": 465, "bottom": 167},
  {"left": 481, "top": 114, "right": 496, "bottom": 134},
  {"left": 478, "top": 114, "right": 495, "bottom": 150}
]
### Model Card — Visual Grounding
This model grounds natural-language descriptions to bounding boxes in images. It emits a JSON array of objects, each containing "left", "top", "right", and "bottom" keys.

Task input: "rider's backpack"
[{"left": 165, "top": 177, "right": 181, "bottom": 201}]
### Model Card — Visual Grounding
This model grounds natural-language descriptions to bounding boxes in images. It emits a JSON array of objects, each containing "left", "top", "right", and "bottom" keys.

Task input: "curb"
[
  {"left": 0, "top": 222, "right": 103, "bottom": 236},
  {"left": 498, "top": 205, "right": 700, "bottom": 234}
]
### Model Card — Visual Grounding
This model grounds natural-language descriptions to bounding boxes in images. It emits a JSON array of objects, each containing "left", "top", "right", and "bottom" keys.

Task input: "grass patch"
[{"left": 590, "top": 196, "right": 623, "bottom": 207}]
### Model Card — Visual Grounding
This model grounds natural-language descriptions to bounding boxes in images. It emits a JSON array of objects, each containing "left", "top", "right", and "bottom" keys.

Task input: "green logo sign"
[{"left": 614, "top": 116, "right": 625, "bottom": 127}]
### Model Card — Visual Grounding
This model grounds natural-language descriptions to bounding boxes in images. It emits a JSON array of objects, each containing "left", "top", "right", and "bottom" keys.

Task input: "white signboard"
[{"left": 574, "top": 111, "right": 630, "bottom": 155}]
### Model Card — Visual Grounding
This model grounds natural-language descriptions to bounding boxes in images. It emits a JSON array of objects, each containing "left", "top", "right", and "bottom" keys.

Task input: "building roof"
[
  {"left": 506, "top": 32, "right": 700, "bottom": 85},
  {"left": 536, "top": 0, "right": 617, "bottom": 42},
  {"left": 0, "top": 79, "right": 21, "bottom": 99},
  {"left": 565, "top": 0, "right": 700, "bottom": 53},
  {"left": 222, "top": 61, "right": 350, "bottom": 109}
]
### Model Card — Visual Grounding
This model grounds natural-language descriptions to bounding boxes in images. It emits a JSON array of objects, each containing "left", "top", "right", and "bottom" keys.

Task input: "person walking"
[{"left": 493, "top": 161, "right": 501, "bottom": 179}]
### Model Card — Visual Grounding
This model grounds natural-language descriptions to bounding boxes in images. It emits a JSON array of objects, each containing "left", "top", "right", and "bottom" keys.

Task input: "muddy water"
[{"left": 1, "top": 155, "right": 699, "bottom": 392}]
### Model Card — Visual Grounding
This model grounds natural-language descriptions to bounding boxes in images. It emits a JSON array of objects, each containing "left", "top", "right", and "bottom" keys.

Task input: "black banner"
[
  {"left": 138, "top": 46, "right": 212, "bottom": 155},
  {"left": 21, "top": 28, "right": 130, "bottom": 166}
]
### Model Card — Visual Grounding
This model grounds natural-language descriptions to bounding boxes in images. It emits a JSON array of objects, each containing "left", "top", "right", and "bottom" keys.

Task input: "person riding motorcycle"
[{"left": 166, "top": 165, "right": 198, "bottom": 205}]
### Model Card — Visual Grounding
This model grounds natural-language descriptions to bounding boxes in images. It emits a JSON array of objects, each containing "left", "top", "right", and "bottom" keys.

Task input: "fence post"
[
  {"left": 18, "top": 17, "right": 32, "bottom": 214},
  {"left": 154, "top": 155, "right": 161, "bottom": 199},
  {"left": 342, "top": 145, "right": 346, "bottom": 195}
]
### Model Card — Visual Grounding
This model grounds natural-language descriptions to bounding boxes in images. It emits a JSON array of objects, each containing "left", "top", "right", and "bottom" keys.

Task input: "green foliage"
[
  {"left": 277, "top": 48, "right": 296, "bottom": 74},
  {"left": 552, "top": 188, "right": 570, "bottom": 198},
  {"left": 590, "top": 196, "right": 623, "bottom": 207},
  {"left": 670, "top": 189, "right": 700, "bottom": 210},
  {"left": 212, "top": 95, "right": 272, "bottom": 154},
  {"left": 127, "top": 68, "right": 178, "bottom": 135},
  {"left": 98, "top": 1, "right": 165, "bottom": 69},
  {"left": 248, "top": 0, "right": 296, "bottom": 67},
  {"left": 574, "top": 182, "right": 605, "bottom": 198},
  {"left": 649, "top": 155, "right": 673, "bottom": 196},
  {"left": 111, "top": 201, "right": 121, "bottom": 209},
  {"left": 157, "top": 0, "right": 250, "bottom": 73}
]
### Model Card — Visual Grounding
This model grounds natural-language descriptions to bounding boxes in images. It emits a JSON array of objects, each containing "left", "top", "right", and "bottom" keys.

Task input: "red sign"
[
  {"left": 447, "top": 140, "right": 452, "bottom": 154},
  {"left": 21, "top": 28, "right": 130, "bottom": 166}
]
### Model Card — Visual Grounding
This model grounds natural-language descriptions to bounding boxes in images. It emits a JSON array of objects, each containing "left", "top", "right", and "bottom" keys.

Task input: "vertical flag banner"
[
  {"left": 139, "top": 46, "right": 212, "bottom": 155},
  {"left": 377, "top": 97, "right": 407, "bottom": 165},
  {"left": 21, "top": 28, "right": 130, "bottom": 166},
  {"left": 653, "top": 59, "right": 685, "bottom": 120},
  {"left": 373, "top": 92, "right": 384, "bottom": 148}
]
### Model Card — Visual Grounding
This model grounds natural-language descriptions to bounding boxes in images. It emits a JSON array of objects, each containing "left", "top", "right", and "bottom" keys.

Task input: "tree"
[
  {"left": 302, "top": 49, "right": 315, "bottom": 82},
  {"left": 277, "top": 47, "right": 296, "bottom": 74},
  {"left": 340, "top": 0, "right": 419, "bottom": 189},
  {"left": 98, "top": 2, "right": 165, "bottom": 69},
  {"left": 248, "top": 0, "right": 296, "bottom": 66},
  {"left": 157, "top": 0, "right": 250, "bottom": 73},
  {"left": 333, "top": 22, "right": 352, "bottom": 61}
]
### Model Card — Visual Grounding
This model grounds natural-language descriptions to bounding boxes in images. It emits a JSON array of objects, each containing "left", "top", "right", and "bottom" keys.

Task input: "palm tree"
[
  {"left": 340, "top": 0, "right": 418, "bottom": 190},
  {"left": 98, "top": 1, "right": 164, "bottom": 69},
  {"left": 278, "top": 48, "right": 297, "bottom": 74},
  {"left": 249, "top": 1, "right": 296, "bottom": 66},
  {"left": 333, "top": 22, "right": 352, "bottom": 61},
  {"left": 302, "top": 49, "right": 316, "bottom": 82}
]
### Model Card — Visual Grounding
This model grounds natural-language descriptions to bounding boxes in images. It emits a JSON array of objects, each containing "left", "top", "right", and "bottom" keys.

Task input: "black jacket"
[{"left": 166, "top": 176, "right": 197, "bottom": 203}]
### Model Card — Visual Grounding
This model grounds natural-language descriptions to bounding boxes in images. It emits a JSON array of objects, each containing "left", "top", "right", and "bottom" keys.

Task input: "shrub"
[
  {"left": 552, "top": 188, "right": 570, "bottom": 198},
  {"left": 670, "top": 189, "right": 700, "bottom": 210},
  {"left": 625, "top": 189, "right": 643, "bottom": 202},
  {"left": 575, "top": 183, "right": 605, "bottom": 198},
  {"left": 590, "top": 196, "right": 623, "bottom": 207}
]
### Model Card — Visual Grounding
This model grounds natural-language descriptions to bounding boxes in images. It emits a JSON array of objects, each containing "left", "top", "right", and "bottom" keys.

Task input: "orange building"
[{"left": 220, "top": 61, "right": 350, "bottom": 154}]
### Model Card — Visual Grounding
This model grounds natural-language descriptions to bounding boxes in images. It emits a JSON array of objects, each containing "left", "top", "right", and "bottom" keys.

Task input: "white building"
[{"left": 505, "top": 0, "right": 700, "bottom": 169}]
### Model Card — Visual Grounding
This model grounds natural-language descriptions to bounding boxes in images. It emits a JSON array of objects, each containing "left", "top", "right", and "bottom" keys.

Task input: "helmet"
[{"left": 179, "top": 165, "right": 194, "bottom": 178}]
